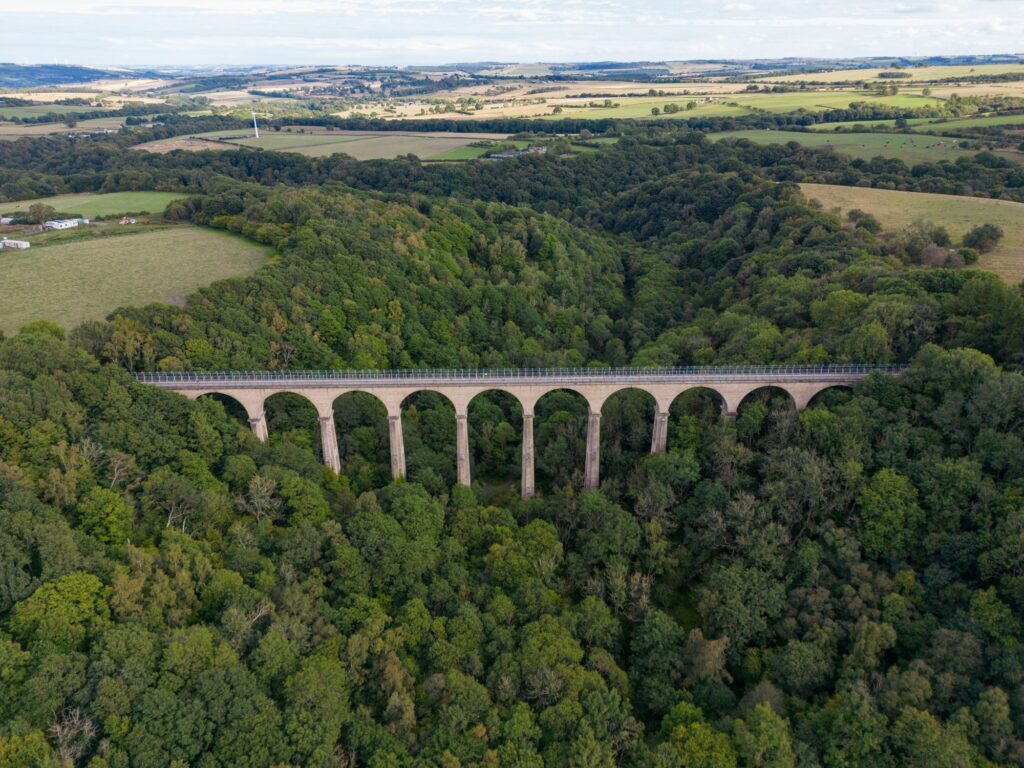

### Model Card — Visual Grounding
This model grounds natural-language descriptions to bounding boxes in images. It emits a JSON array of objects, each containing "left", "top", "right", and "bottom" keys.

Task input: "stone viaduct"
[{"left": 135, "top": 365, "right": 903, "bottom": 498}]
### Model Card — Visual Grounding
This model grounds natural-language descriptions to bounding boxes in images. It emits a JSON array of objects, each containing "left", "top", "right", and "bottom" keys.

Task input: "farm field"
[
  {"left": 808, "top": 114, "right": 1024, "bottom": 133},
  {"left": 429, "top": 140, "right": 530, "bottom": 161},
  {"left": 0, "top": 115, "right": 125, "bottom": 138},
  {"left": 1, "top": 191, "right": 187, "bottom": 218},
  {"left": 759, "top": 63, "right": 1024, "bottom": 83},
  {"left": 537, "top": 98, "right": 748, "bottom": 120},
  {"left": 712, "top": 130, "right": 975, "bottom": 164},
  {"left": 138, "top": 128, "right": 516, "bottom": 160},
  {"left": 385, "top": 89, "right": 944, "bottom": 122},
  {"left": 730, "top": 90, "right": 943, "bottom": 113},
  {"left": 0, "top": 226, "right": 268, "bottom": 334},
  {"left": 228, "top": 133, "right": 364, "bottom": 150},
  {"left": 801, "top": 183, "right": 1024, "bottom": 282},
  {"left": 0, "top": 104, "right": 100, "bottom": 119},
  {"left": 910, "top": 113, "right": 1024, "bottom": 131}
]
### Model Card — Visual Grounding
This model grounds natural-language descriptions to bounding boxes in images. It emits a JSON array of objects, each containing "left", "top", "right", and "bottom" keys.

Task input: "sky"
[{"left": 0, "top": 0, "right": 1021, "bottom": 67}]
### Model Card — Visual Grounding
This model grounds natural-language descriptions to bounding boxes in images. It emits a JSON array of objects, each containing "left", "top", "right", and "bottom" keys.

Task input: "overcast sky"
[{"left": 1, "top": 0, "right": 1021, "bottom": 67}]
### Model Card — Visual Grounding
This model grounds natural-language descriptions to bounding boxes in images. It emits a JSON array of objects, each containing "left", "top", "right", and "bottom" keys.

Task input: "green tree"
[
  {"left": 962, "top": 223, "right": 1004, "bottom": 253},
  {"left": 732, "top": 703, "right": 795, "bottom": 768},
  {"left": 77, "top": 487, "right": 133, "bottom": 544},
  {"left": 890, "top": 707, "right": 972, "bottom": 768},
  {"left": 9, "top": 572, "right": 109, "bottom": 652},
  {"left": 669, "top": 722, "right": 737, "bottom": 768},
  {"left": 855, "top": 469, "right": 922, "bottom": 560}
]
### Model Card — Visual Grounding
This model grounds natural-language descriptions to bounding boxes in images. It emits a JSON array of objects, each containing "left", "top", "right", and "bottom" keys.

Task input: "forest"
[{"left": 2, "top": 123, "right": 1024, "bottom": 767}]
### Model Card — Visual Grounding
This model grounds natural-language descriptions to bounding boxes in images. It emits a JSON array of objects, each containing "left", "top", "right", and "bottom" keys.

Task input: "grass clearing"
[
  {"left": 0, "top": 226, "right": 268, "bottom": 334},
  {"left": 1, "top": 191, "right": 187, "bottom": 218},
  {"left": 801, "top": 183, "right": 1024, "bottom": 283},
  {"left": 712, "top": 130, "right": 975, "bottom": 164}
]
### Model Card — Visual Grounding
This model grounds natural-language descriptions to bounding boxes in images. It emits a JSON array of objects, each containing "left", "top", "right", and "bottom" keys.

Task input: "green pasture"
[
  {"left": 1, "top": 191, "right": 188, "bottom": 218},
  {"left": 538, "top": 98, "right": 749, "bottom": 120},
  {"left": 0, "top": 104, "right": 98, "bottom": 119},
  {"left": 802, "top": 182, "right": 1024, "bottom": 282},
  {"left": 731, "top": 91, "right": 944, "bottom": 113},
  {"left": 0, "top": 226, "right": 268, "bottom": 334},
  {"left": 712, "top": 129, "right": 974, "bottom": 164},
  {"left": 760, "top": 63, "right": 1024, "bottom": 83}
]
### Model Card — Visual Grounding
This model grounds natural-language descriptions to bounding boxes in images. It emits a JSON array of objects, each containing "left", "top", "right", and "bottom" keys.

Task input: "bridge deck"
[{"left": 135, "top": 364, "right": 905, "bottom": 389}]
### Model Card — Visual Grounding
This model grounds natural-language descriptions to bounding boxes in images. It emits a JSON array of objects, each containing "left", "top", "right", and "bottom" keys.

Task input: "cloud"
[{"left": 1, "top": 0, "right": 1021, "bottom": 65}]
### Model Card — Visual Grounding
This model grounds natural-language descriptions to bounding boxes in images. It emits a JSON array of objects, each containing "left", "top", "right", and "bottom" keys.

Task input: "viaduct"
[{"left": 136, "top": 365, "right": 903, "bottom": 498}]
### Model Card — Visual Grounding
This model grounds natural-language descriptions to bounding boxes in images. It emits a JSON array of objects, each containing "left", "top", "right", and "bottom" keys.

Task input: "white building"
[
  {"left": 43, "top": 218, "right": 89, "bottom": 230},
  {"left": 0, "top": 216, "right": 13, "bottom": 225},
  {"left": 0, "top": 237, "right": 30, "bottom": 250}
]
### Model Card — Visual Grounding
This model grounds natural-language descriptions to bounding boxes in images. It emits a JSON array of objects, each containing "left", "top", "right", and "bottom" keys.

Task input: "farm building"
[
  {"left": 44, "top": 218, "right": 89, "bottom": 230},
  {"left": 0, "top": 237, "right": 30, "bottom": 250},
  {"left": 0, "top": 217, "right": 13, "bottom": 225}
]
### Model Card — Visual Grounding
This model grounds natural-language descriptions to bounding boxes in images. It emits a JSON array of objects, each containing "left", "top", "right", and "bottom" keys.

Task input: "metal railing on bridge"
[{"left": 134, "top": 364, "right": 907, "bottom": 385}]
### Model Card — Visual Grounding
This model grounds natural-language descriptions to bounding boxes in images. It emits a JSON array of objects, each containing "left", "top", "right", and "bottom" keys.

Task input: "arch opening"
[
  {"left": 667, "top": 387, "right": 728, "bottom": 454},
  {"left": 534, "top": 388, "right": 590, "bottom": 492},
  {"left": 467, "top": 389, "right": 524, "bottom": 496},
  {"left": 804, "top": 384, "right": 853, "bottom": 410},
  {"left": 263, "top": 391, "right": 321, "bottom": 457},
  {"left": 401, "top": 390, "right": 457, "bottom": 495},
  {"left": 195, "top": 392, "right": 251, "bottom": 429},
  {"left": 735, "top": 386, "right": 796, "bottom": 446},
  {"left": 331, "top": 391, "right": 390, "bottom": 494},
  {"left": 600, "top": 387, "right": 657, "bottom": 498}
]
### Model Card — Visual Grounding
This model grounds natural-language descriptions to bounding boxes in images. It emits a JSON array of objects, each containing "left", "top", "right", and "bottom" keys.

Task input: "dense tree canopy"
[{"left": 2, "top": 121, "right": 1024, "bottom": 766}]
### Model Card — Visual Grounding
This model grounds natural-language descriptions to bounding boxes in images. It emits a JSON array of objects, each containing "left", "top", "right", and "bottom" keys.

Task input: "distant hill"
[{"left": 0, "top": 63, "right": 127, "bottom": 87}]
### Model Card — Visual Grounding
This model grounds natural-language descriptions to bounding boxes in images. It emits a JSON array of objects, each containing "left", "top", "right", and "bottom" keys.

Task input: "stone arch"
[
  {"left": 514, "top": 385, "right": 596, "bottom": 417},
  {"left": 399, "top": 389, "right": 458, "bottom": 494},
  {"left": 330, "top": 390, "right": 391, "bottom": 492},
  {"left": 600, "top": 387, "right": 657, "bottom": 486},
  {"left": 796, "top": 383, "right": 854, "bottom": 411},
  {"left": 466, "top": 389, "right": 525, "bottom": 489},
  {"left": 533, "top": 388, "right": 591, "bottom": 491},
  {"left": 190, "top": 390, "right": 269, "bottom": 441},
  {"left": 736, "top": 385, "right": 796, "bottom": 413},
  {"left": 193, "top": 391, "right": 257, "bottom": 425}
]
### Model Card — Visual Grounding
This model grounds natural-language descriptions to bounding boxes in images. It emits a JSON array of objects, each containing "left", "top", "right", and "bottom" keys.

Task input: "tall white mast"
[{"left": 251, "top": 110, "right": 259, "bottom": 139}]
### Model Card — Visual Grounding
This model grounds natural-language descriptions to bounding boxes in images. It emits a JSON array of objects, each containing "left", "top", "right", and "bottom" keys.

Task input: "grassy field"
[
  {"left": 713, "top": 130, "right": 974, "bottom": 164},
  {"left": 228, "top": 133, "right": 363, "bottom": 150},
  {"left": 731, "top": 91, "right": 943, "bottom": 113},
  {"left": 760, "top": 64, "right": 1024, "bottom": 83},
  {"left": 911, "top": 113, "right": 1024, "bottom": 131},
  {"left": 0, "top": 226, "right": 268, "bottom": 334},
  {"left": 808, "top": 114, "right": 1024, "bottom": 133},
  {"left": 138, "top": 129, "right": 515, "bottom": 161},
  {"left": 538, "top": 98, "right": 749, "bottom": 120},
  {"left": 801, "top": 183, "right": 1024, "bottom": 282},
  {"left": 0, "top": 115, "right": 125, "bottom": 139},
  {"left": 430, "top": 140, "right": 530, "bottom": 161},
  {"left": 0, "top": 104, "right": 100, "bottom": 119},
  {"left": 1, "top": 191, "right": 187, "bottom": 218}
]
